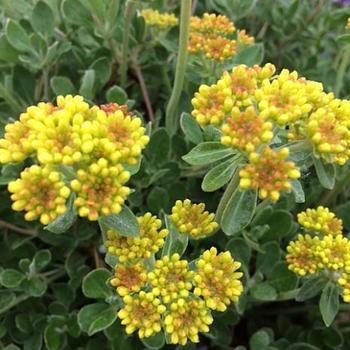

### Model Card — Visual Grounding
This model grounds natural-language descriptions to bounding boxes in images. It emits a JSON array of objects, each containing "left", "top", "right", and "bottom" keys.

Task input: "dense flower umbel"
[
  {"left": 148, "top": 254, "right": 194, "bottom": 303},
  {"left": 298, "top": 206, "right": 343, "bottom": 236},
  {"left": 141, "top": 9, "right": 178, "bottom": 28},
  {"left": 239, "top": 147, "right": 301, "bottom": 201},
  {"left": 170, "top": 199, "right": 218, "bottom": 238},
  {"left": 111, "top": 262, "right": 148, "bottom": 296},
  {"left": 164, "top": 298, "right": 213, "bottom": 345},
  {"left": 118, "top": 291, "right": 166, "bottom": 338},
  {"left": 0, "top": 95, "right": 149, "bottom": 224},
  {"left": 287, "top": 209, "right": 350, "bottom": 302},
  {"left": 8, "top": 166, "right": 70, "bottom": 225},
  {"left": 105, "top": 213, "right": 168, "bottom": 262},
  {"left": 237, "top": 30, "right": 255, "bottom": 47},
  {"left": 188, "top": 13, "right": 253, "bottom": 61},
  {"left": 221, "top": 106, "right": 273, "bottom": 153},
  {"left": 71, "top": 159, "right": 130, "bottom": 220},
  {"left": 193, "top": 247, "right": 243, "bottom": 311}
]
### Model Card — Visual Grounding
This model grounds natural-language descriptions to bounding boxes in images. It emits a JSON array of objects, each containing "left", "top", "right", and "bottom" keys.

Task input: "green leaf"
[
  {"left": 268, "top": 262, "right": 298, "bottom": 293},
  {"left": 162, "top": 215, "right": 188, "bottom": 257},
  {"left": 27, "top": 277, "right": 47, "bottom": 297},
  {"left": 337, "top": 34, "right": 350, "bottom": 46},
  {"left": 202, "top": 157, "right": 238, "bottom": 192},
  {"left": 6, "top": 20, "right": 32, "bottom": 52},
  {"left": 313, "top": 156, "right": 335, "bottom": 190},
  {"left": 250, "top": 282, "right": 277, "bottom": 301},
  {"left": 221, "top": 189, "right": 257, "bottom": 236},
  {"left": 30, "top": 249, "right": 52, "bottom": 272},
  {"left": 31, "top": 1, "right": 55, "bottom": 36},
  {"left": 0, "top": 269, "right": 25, "bottom": 288},
  {"left": 262, "top": 210, "right": 294, "bottom": 240},
  {"left": 182, "top": 142, "right": 235, "bottom": 166},
  {"left": 99, "top": 206, "right": 139, "bottom": 237},
  {"left": 82, "top": 268, "right": 113, "bottom": 299},
  {"left": 145, "top": 128, "right": 170, "bottom": 164},
  {"left": 319, "top": 282, "right": 339, "bottom": 327},
  {"left": 79, "top": 69, "right": 95, "bottom": 100},
  {"left": 0, "top": 291, "right": 16, "bottom": 313},
  {"left": 226, "top": 237, "right": 251, "bottom": 275},
  {"left": 78, "top": 303, "right": 118, "bottom": 336},
  {"left": 44, "top": 193, "right": 77, "bottom": 234},
  {"left": 228, "top": 43, "right": 264, "bottom": 67},
  {"left": 50, "top": 76, "right": 76, "bottom": 95},
  {"left": 44, "top": 324, "right": 62, "bottom": 350},
  {"left": 180, "top": 112, "right": 203, "bottom": 144},
  {"left": 291, "top": 180, "right": 305, "bottom": 203},
  {"left": 256, "top": 242, "right": 281, "bottom": 275},
  {"left": 296, "top": 275, "right": 328, "bottom": 302},
  {"left": 146, "top": 187, "right": 169, "bottom": 214},
  {"left": 142, "top": 333, "right": 165, "bottom": 349},
  {"left": 106, "top": 85, "right": 128, "bottom": 104},
  {"left": 287, "top": 343, "right": 320, "bottom": 350},
  {"left": 61, "top": 0, "right": 92, "bottom": 27},
  {"left": 0, "top": 35, "right": 19, "bottom": 62},
  {"left": 249, "top": 330, "right": 270, "bottom": 350},
  {"left": 90, "top": 57, "right": 112, "bottom": 91}
]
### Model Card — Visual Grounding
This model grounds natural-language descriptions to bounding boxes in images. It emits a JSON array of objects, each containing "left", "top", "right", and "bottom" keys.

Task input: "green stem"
[
  {"left": 215, "top": 170, "right": 240, "bottom": 223},
  {"left": 335, "top": 45, "right": 350, "bottom": 97},
  {"left": 0, "top": 219, "right": 36, "bottom": 236},
  {"left": 165, "top": 0, "right": 192, "bottom": 134},
  {"left": 119, "top": 0, "right": 137, "bottom": 88}
]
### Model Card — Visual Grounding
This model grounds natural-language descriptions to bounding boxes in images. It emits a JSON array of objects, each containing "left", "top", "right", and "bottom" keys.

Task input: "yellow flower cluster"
[
  {"left": 286, "top": 209, "right": 350, "bottom": 302},
  {"left": 114, "top": 248, "right": 243, "bottom": 344},
  {"left": 148, "top": 254, "right": 194, "bottom": 303},
  {"left": 221, "top": 106, "right": 273, "bottom": 153},
  {"left": 8, "top": 166, "right": 70, "bottom": 225},
  {"left": 298, "top": 206, "right": 343, "bottom": 236},
  {"left": 1, "top": 96, "right": 149, "bottom": 224},
  {"left": 347, "top": 17, "right": 350, "bottom": 29},
  {"left": 105, "top": 212, "right": 168, "bottom": 263},
  {"left": 239, "top": 147, "right": 301, "bottom": 201},
  {"left": 141, "top": 9, "right": 178, "bottom": 28},
  {"left": 188, "top": 13, "right": 254, "bottom": 61},
  {"left": 193, "top": 247, "right": 244, "bottom": 311},
  {"left": 170, "top": 199, "right": 218, "bottom": 239}
]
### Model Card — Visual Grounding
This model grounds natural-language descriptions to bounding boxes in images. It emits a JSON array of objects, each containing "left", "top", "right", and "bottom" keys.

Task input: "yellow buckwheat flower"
[
  {"left": 237, "top": 29, "right": 254, "bottom": 47},
  {"left": 298, "top": 207, "right": 343, "bottom": 236},
  {"left": 111, "top": 262, "right": 148, "bottom": 297},
  {"left": 118, "top": 291, "right": 166, "bottom": 338},
  {"left": 105, "top": 212, "right": 168, "bottom": 262},
  {"left": 170, "top": 199, "right": 218, "bottom": 239},
  {"left": 164, "top": 298, "right": 213, "bottom": 345},
  {"left": 148, "top": 254, "right": 194, "bottom": 303},
  {"left": 70, "top": 159, "right": 130, "bottom": 220},
  {"left": 221, "top": 106, "right": 273, "bottom": 153},
  {"left": 286, "top": 234, "right": 322, "bottom": 276},
  {"left": 200, "top": 35, "right": 237, "bottom": 61},
  {"left": 190, "top": 13, "right": 235, "bottom": 35},
  {"left": 347, "top": 17, "right": 350, "bottom": 29},
  {"left": 193, "top": 247, "right": 243, "bottom": 311},
  {"left": 8, "top": 165, "right": 71, "bottom": 225},
  {"left": 239, "top": 147, "right": 301, "bottom": 201},
  {"left": 191, "top": 82, "right": 232, "bottom": 125},
  {"left": 141, "top": 9, "right": 178, "bottom": 28},
  {"left": 256, "top": 69, "right": 313, "bottom": 125},
  {"left": 306, "top": 105, "right": 350, "bottom": 165}
]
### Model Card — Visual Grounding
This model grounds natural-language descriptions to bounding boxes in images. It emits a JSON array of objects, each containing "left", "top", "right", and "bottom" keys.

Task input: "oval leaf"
[
  {"left": 313, "top": 156, "right": 335, "bottom": 190},
  {"left": 180, "top": 112, "right": 203, "bottom": 144},
  {"left": 82, "top": 268, "right": 113, "bottom": 299},
  {"left": 319, "top": 282, "right": 339, "bottom": 327},
  {"left": 99, "top": 205, "right": 139, "bottom": 237},
  {"left": 182, "top": 142, "right": 235, "bottom": 166}
]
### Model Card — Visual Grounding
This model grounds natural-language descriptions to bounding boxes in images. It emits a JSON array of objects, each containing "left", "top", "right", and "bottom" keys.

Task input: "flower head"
[
  {"left": 237, "top": 29, "right": 254, "bottom": 47},
  {"left": 148, "top": 254, "right": 194, "bottom": 303},
  {"left": 164, "top": 298, "right": 213, "bottom": 345},
  {"left": 298, "top": 207, "right": 343, "bottom": 236},
  {"left": 105, "top": 213, "right": 168, "bottom": 262},
  {"left": 170, "top": 199, "right": 218, "bottom": 239},
  {"left": 8, "top": 165, "right": 70, "bottom": 225},
  {"left": 221, "top": 106, "right": 273, "bottom": 153},
  {"left": 111, "top": 262, "right": 148, "bottom": 297},
  {"left": 118, "top": 291, "right": 166, "bottom": 338},
  {"left": 193, "top": 247, "right": 243, "bottom": 311},
  {"left": 190, "top": 13, "right": 235, "bottom": 35},
  {"left": 70, "top": 159, "right": 130, "bottom": 220},
  {"left": 239, "top": 147, "right": 300, "bottom": 201},
  {"left": 141, "top": 9, "right": 178, "bottom": 28}
]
